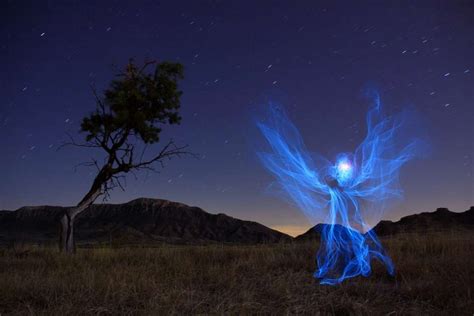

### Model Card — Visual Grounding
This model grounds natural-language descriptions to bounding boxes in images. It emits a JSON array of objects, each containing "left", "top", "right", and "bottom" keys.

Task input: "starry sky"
[{"left": 1, "top": 1, "right": 473, "bottom": 236}]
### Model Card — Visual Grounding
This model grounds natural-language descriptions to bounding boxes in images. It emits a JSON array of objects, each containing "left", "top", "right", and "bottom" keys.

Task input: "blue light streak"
[{"left": 256, "top": 90, "right": 424, "bottom": 285}]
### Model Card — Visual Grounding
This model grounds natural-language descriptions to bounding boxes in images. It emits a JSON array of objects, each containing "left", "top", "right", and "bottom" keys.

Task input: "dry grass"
[{"left": 0, "top": 233, "right": 473, "bottom": 315}]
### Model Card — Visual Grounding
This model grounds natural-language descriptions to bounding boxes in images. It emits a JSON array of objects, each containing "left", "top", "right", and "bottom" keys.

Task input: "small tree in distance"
[{"left": 60, "top": 59, "right": 190, "bottom": 253}]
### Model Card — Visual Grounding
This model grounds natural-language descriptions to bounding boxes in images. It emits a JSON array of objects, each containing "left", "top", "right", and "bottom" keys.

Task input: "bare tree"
[{"left": 59, "top": 59, "right": 190, "bottom": 253}]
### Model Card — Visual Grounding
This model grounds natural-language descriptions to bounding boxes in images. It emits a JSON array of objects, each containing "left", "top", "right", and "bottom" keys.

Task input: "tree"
[{"left": 59, "top": 59, "right": 189, "bottom": 253}]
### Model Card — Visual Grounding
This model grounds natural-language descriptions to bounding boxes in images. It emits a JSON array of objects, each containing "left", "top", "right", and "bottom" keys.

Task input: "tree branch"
[
  {"left": 58, "top": 132, "right": 102, "bottom": 151},
  {"left": 130, "top": 139, "right": 195, "bottom": 171}
]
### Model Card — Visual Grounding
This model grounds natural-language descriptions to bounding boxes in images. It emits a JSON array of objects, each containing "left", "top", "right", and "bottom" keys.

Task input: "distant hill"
[
  {"left": 294, "top": 223, "right": 361, "bottom": 242},
  {"left": 0, "top": 198, "right": 291, "bottom": 246},
  {"left": 2, "top": 201, "right": 472, "bottom": 247},
  {"left": 373, "top": 207, "right": 474, "bottom": 236},
  {"left": 295, "top": 207, "right": 474, "bottom": 241}
]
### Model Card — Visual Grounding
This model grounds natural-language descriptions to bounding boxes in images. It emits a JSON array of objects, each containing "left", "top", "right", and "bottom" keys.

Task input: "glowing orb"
[{"left": 335, "top": 159, "right": 353, "bottom": 183}]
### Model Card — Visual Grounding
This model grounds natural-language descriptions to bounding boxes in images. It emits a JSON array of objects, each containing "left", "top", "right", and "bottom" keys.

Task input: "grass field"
[{"left": 0, "top": 233, "right": 473, "bottom": 315}]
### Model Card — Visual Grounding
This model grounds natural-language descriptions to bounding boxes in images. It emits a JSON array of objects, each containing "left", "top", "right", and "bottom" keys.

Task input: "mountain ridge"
[
  {"left": 1, "top": 199, "right": 472, "bottom": 246},
  {"left": 295, "top": 206, "right": 474, "bottom": 241},
  {"left": 0, "top": 198, "right": 292, "bottom": 246}
]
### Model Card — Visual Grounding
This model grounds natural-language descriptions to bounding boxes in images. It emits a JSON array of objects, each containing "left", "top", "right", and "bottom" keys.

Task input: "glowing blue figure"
[{"left": 257, "top": 91, "right": 424, "bottom": 285}]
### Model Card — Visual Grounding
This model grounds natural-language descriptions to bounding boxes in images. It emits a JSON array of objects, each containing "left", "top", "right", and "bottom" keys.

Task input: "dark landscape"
[
  {"left": 0, "top": 200, "right": 473, "bottom": 314},
  {"left": 0, "top": 198, "right": 291, "bottom": 247},
  {"left": 1, "top": 198, "right": 473, "bottom": 246},
  {"left": 2, "top": 1, "right": 473, "bottom": 315}
]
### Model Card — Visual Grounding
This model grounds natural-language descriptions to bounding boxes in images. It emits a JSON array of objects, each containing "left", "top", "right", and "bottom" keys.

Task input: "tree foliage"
[{"left": 82, "top": 60, "right": 183, "bottom": 146}]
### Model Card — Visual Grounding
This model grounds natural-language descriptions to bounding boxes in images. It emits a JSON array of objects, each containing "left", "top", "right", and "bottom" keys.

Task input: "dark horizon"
[
  {"left": 1, "top": 1, "right": 473, "bottom": 237},
  {"left": 1, "top": 196, "right": 472, "bottom": 237}
]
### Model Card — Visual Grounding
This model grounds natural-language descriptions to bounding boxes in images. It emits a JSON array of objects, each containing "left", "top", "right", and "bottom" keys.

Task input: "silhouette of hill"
[
  {"left": 294, "top": 223, "right": 360, "bottom": 242},
  {"left": 295, "top": 207, "right": 474, "bottom": 241},
  {"left": 373, "top": 207, "right": 474, "bottom": 236},
  {"left": 2, "top": 202, "right": 472, "bottom": 246},
  {"left": 0, "top": 198, "right": 291, "bottom": 246}
]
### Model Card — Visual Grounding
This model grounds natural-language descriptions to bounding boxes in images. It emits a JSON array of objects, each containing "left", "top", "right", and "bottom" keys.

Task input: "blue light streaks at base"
[{"left": 256, "top": 91, "right": 424, "bottom": 285}]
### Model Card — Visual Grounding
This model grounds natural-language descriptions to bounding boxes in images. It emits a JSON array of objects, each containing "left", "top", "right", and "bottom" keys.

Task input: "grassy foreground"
[{"left": 0, "top": 233, "right": 473, "bottom": 315}]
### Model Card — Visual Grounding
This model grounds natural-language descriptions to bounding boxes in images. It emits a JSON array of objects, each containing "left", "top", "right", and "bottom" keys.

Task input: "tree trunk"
[
  {"left": 60, "top": 213, "right": 75, "bottom": 253},
  {"left": 58, "top": 188, "right": 102, "bottom": 254},
  {"left": 58, "top": 161, "right": 114, "bottom": 253}
]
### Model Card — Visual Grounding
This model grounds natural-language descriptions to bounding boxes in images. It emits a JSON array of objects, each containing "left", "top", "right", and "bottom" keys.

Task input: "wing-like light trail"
[{"left": 257, "top": 91, "right": 424, "bottom": 285}]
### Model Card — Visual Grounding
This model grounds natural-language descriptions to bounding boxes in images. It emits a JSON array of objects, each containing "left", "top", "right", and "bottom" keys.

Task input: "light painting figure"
[{"left": 257, "top": 91, "right": 424, "bottom": 285}]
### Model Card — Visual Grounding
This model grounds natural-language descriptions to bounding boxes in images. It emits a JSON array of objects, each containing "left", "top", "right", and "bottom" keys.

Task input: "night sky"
[{"left": 1, "top": 1, "right": 473, "bottom": 236}]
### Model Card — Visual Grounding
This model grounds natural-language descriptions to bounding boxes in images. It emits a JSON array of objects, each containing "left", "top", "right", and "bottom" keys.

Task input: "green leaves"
[{"left": 81, "top": 59, "right": 184, "bottom": 145}]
